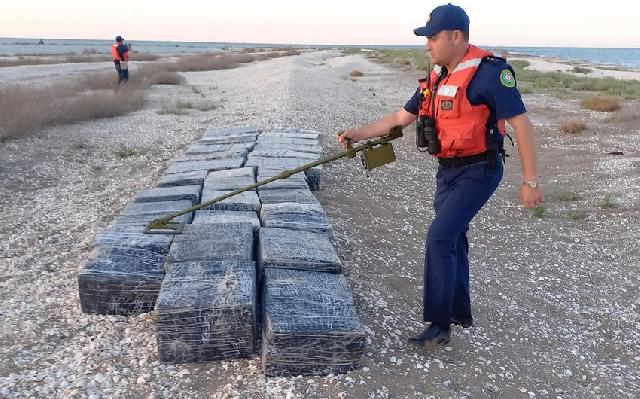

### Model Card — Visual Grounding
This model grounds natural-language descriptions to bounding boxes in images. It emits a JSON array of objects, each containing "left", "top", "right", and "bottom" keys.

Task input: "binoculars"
[{"left": 416, "top": 116, "right": 440, "bottom": 154}]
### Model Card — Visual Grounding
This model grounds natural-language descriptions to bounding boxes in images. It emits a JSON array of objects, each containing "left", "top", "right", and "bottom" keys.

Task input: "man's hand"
[
  {"left": 519, "top": 185, "right": 544, "bottom": 208},
  {"left": 336, "top": 129, "right": 360, "bottom": 149}
]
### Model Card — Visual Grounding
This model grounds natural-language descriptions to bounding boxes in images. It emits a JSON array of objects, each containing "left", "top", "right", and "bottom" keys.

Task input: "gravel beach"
[{"left": 1, "top": 50, "right": 639, "bottom": 398}]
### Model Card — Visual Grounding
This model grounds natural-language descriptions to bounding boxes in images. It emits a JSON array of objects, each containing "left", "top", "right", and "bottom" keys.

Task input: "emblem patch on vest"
[
  {"left": 440, "top": 100, "right": 453, "bottom": 110},
  {"left": 500, "top": 69, "right": 516, "bottom": 88}
]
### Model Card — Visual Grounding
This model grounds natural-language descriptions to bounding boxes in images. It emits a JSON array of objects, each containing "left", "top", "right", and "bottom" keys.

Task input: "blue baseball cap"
[
  {"left": 414, "top": 3, "right": 470, "bottom": 37},
  {"left": 115, "top": 36, "right": 124, "bottom": 42}
]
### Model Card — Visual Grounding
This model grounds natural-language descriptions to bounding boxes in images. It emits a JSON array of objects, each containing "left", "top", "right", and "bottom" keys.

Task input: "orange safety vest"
[
  {"left": 111, "top": 43, "right": 120, "bottom": 61},
  {"left": 112, "top": 43, "right": 129, "bottom": 61},
  {"left": 418, "top": 44, "right": 506, "bottom": 158}
]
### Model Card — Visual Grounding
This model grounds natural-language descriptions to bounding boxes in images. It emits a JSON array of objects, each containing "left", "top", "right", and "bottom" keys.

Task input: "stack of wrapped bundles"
[
  {"left": 192, "top": 210, "right": 261, "bottom": 238},
  {"left": 257, "top": 168, "right": 309, "bottom": 191},
  {"left": 78, "top": 200, "right": 195, "bottom": 315},
  {"left": 167, "top": 223, "right": 254, "bottom": 264},
  {"left": 155, "top": 260, "right": 256, "bottom": 363},
  {"left": 262, "top": 268, "right": 366, "bottom": 376},
  {"left": 200, "top": 167, "right": 261, "bottom": 213},
  {"left": 259, "top": 203, "right": 332, "bottom": 237},
  {"left": 257, "top": 227, "right": 342, "bottom": 274},
  {"left": 134, "top": 185, "right": 202, "bottom": 206},
  {"left": 200, "top": 126, "right": 261, "bottom": 144},
  {"left": 156, "top": 223, "right": 257, "bottom": 363},
  {"left": 249, "top": 128, "right": 324, "bottom": 191}
]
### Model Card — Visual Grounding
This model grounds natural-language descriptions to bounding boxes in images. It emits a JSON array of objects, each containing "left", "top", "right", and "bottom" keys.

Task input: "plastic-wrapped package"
[
  {"left": 245, "top": 155, "right": 307, "bottom": 170},
  {"left": 304, "top": 167, "right": 323, "bottom": 192},
  {"left": 203, "top": 126, "right": 261, "bottom": 138},
  {"left": 109, "top": 213, "right": 192, "bottom": 233},
  {"left": 200, "top": 189, "right": 261, "bottom": 212},
  {"left": 134, "top": 185, "right": 202, "bottom": 205},
  {"left": 193, "top": 210, "right": 261, "bottom": 236},
  {"left": 261, "top": 129, "right": 320, "bottom": 140},
  {"left": 245, "top": 156, "right": 322, "bottom": 191},
  {"left": 204, "top": 167, "right": 255, "bottom": 191},
  {"left": 260, "top": 203, "right": 332, "bottom": 237},
  {"left": 185, "top": 143, "right": 255, "bottom": 155},
  {"left": 258, "top": 227, "right": 342, "bottom": 274},
  {"left": 157, "top": 170, "right": 208, "bottom": 188},
  {"left": 250, "top": 148, "right": 319, "bottom": 160},
  {"left": 165, "top": 158, "right": 245, "bottom": 175},
  {"left": 257, "top": 168, "right": 309, "bottom": 191},
  {"left": 253, "top": 143, "right": 322, "bottom": 154},
  {"left": 120, "top": 200, "right": 194, "bottom": 216},
  {"left": 156, "top": 260, "right": 256, "bottom": 363},
  {"left": 200, "top": 135, "right": 257, "bottom": 144},
  {"left": 168, "top": 223, "right": 254, "bottom": 263},
  {"left": 173, "top": 150, "right": 249, "bottom": 163},
  {"left": 256, "top": 136, "right": 320, "bottom": 147},
  {"left": 117, "top": 200, "right": 194, "bottom": 227},
  {"left": 258, "top": 188, "right": 319, "bottom": 205},
  {"left": 92, "top": 228, "right": 174, "bottom": 255},
  {"left": 262, "top": 268, "right": 366, "bottom": 376},
  {"left": 78, "top": 247, "right": 167, "bottom": 315}
]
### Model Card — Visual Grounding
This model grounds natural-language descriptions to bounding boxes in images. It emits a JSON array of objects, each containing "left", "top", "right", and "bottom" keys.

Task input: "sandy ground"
[
  {"left": 508, "top": 55, "right": 640, "bottom": 80},
  {"left": 1, "top": 50, "right": 639, "bottom": 398}
]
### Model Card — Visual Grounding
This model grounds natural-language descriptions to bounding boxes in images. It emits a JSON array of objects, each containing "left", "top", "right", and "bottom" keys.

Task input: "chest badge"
[{"left": 440, "top": 100, "right": 454, "bottom": 110}]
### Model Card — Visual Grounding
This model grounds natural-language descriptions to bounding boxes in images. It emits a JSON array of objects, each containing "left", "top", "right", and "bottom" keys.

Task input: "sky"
[{"left": 1, "top": 0, "right": 639, "bottom": 48}]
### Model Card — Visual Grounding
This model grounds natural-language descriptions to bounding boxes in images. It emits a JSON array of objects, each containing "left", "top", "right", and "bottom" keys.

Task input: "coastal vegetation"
[
  {"left": 559, "top": 119, "right": 587, "bottom": 134},
  {"left": 0, "top": 49, "right": 300, "bottom": 139},
  {"left": 580, "top": 95, "right": 620, "bottom": 112},
  {"left": 359, "top": 49, "right": 640, "bottom": 100}
]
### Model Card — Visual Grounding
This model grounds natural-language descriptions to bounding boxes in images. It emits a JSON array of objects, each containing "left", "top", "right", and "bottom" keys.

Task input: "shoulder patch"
[{"left": 500, "top": 69, "right": 516, "bottom": 88}]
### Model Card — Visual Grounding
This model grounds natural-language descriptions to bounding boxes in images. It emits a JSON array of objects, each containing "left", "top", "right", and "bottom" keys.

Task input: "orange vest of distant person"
[
  {"left": 111, "top": 43, "right": 121, "bottom": 61},
  {"left": 111, "top": 43, "right": 129, "bottom": 61},
  {"left": 418, "top": 44, "right": 506, "bottom": 158}
]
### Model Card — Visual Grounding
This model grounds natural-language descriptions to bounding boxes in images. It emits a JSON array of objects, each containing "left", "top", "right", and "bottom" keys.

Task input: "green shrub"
[
  {"left": 113, "top": 145, "right": 137, "bottom": 158},
  {"left": 572, "top": 66, "right": 592, "bottom": 74},
  {"left": 533, "top": 205, "right": 548, "bottom": 218},
  {"left": 600, "top": 194, "right": 618, "bottom": 209},
  {"left": 567, "top": 209, "right": 586, "bottom": 221},
  {"left": 558, "top": 192, "right": 583, "bottom": 201}
]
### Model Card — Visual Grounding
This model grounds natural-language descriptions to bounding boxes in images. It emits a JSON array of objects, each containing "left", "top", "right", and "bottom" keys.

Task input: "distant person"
[
  {"left": 337, "top": 4, "right": 544, "bottom": 350},
  {"left": 111, "top": 35, "right": 129, "bottom": 83}
]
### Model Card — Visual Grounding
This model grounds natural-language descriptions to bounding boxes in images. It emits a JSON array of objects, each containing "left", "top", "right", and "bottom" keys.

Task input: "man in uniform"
[
  {"left": 111, "top": 35, "right": 129, "bottom": 83},
  {"left": 337, "top": 3, "right": 544, "bottom": 349}
]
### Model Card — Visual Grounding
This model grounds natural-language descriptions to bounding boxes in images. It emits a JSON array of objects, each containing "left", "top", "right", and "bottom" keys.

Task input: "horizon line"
[{"left": 1, "top": 37, "right": 639, "bottom": 50}]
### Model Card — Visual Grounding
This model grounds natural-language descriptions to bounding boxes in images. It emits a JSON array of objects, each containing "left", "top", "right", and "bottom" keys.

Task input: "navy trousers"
[{"left": 423, "top": 160, "right": 503, "bottom": 324}]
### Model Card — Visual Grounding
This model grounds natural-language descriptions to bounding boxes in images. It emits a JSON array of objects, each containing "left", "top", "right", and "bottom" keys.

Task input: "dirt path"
[{"left": 1, "top": 50, "right": 639, "bottom": 398}]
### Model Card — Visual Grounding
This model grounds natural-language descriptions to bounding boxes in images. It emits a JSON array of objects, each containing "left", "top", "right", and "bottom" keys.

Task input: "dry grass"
[
  {"left": 0, "top": 83, "right": 144, "bottom": 139},
  {"left": 604, "top": 107, "right": 639, "bottom": 123},
  {"left": 0, "top": 50, "right": 300, "bottom": 139},
  {"left": 147, "top": 71, "right": 184, "bottom": 85},
  {"left": 581, "top": 95, "right": 621, "bottom": 112},
  {"left": 559, "top": 119, "right": 587, "bottom": 134},
  {"left": 0, "top": 53, "right": 160, "bottom": 68}
]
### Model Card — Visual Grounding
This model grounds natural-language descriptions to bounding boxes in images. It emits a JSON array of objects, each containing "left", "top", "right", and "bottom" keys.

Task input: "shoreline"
[
  {"left": 505, "top": 54, "right": 640, "bottom": 81},
  {"left": 2, "top": 43, "right": 640, "bottom": 77}
]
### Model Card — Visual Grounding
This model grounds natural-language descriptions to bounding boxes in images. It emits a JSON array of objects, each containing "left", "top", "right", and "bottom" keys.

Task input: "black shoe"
[
  {"left": 408, "top": 324, "right": 451, "bottom": 350},
  {"left": 451, "top": 315, "right": 473, "bottom": 328}
]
